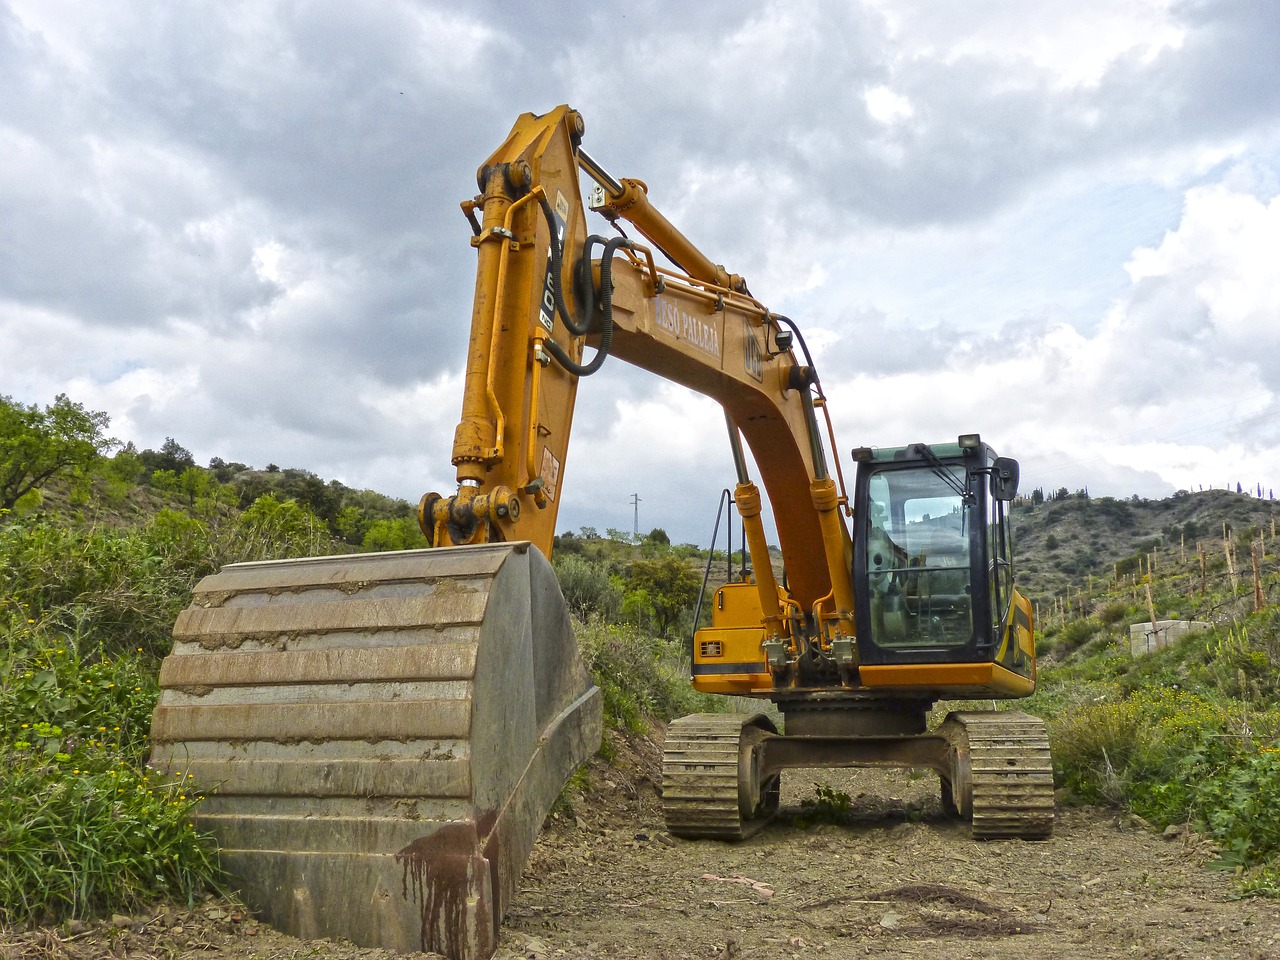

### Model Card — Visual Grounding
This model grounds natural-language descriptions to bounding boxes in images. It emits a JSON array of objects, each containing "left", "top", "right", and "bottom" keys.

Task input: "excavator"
[{"left": 150, "top": 105, "right": 1052, "bottom": 960}]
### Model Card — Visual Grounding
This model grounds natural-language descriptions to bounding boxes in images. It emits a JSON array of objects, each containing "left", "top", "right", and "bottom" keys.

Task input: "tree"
[
  {"left": 149, "top": 469, "right": 180, "bottom": 494},
  {"left": 277, "top": 469, "right": 340, "bottom": 521},
  {"left": 0, "top": 394, "right": 116, "bottom": 511},
  {"left": 140, "top": 437, "right": 195, "bottom": 477},
  {"left": 360, "top": 517, "right": 428, "bottom": 551},
  {"left": 333, "top": 505, "right": 365, "bottom": 544},
  {"left": 177, "top": 466, "right": 213, "bottom": 507},
  {"left": 626, "top": 555, "right": 701, "bottom": 637},
  {"left": 553, "top": 553, "right": 622, "bottom": 621}
]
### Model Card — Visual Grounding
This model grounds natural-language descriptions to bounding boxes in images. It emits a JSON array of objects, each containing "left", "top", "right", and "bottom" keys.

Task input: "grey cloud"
[
  {"left": 809, "top": 307, "right": 966, "bottom": 377},
  {"left": 551, "top": 0, "right": 1280, "bottom": 245},
  {"left": 3, "top": 0, "right": 1279, "bottom": 537}
]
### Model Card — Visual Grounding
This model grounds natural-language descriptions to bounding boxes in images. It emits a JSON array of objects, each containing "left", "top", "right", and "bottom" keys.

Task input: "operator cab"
[{"left": 850, "top": 435, "right": 1032, "bottom": 694}]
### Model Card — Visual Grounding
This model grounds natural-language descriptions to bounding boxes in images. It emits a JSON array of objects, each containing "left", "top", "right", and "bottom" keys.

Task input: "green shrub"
[
  {"left": 1097, "top": 601, "right": 1129, "bottom": 625},
  {"left": 780, "top": 784, "right": 857, "bottom": 829},
  {"left": 0, "top": 626, "right": 222, "bottom": 924},
  {"left": 1197, "top": 748, "right": 1280, "bottom": 870},
  {"left": 1049, "top": 687, "right": 1236, "bottom": 817},
  {"left": 1206, "top": 627, "right": 1277, "bottom": 699},
  {"left": 0, "top": 517, "right": 202, "bottom": 658},
  {"left": 1, "top": 624, "right": 156, "bottom": 748},
  {"left": 0, "top": 731, "right": 218, "bottom": 924},
  {"left": 360, "top": 516, "right": 428, "bottom": 552},
  {"left": 554, "top": 554, "right": 623, "bottom": 622},
  {"left": 217, "top": 494, "right": 331, "bottom": 564},
  {"left": 1055, "top": 617, "right": 1103, "bottom": 654},
  {"left": 1238, "top": 859, "right": 1280, "bottom": 898},
  {"left": 575, "top": 620, "right": 721, "bottom": 733}
]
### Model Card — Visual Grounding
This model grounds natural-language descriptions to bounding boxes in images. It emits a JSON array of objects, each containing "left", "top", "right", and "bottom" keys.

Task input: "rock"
[
  {"left": 879, "top": 911, "right": 901, "bottom": 929},
  {"left": 110, "top": 914, "right": 133, "bottom": 930},
  {"left": 522, "top": 934, "right": 551, "bottom": 958}
]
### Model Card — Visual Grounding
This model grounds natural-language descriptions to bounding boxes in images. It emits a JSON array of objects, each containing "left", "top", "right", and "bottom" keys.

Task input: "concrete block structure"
[{"left": 1129, "top": 619, "right": 1210, "bottom": 657}]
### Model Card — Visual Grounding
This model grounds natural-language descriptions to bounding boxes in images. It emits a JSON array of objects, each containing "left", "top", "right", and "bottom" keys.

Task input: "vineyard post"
[
  {"left": 1224, "top": 523, "right": 1238, "bottom": 594},
  {"left": 1253, "top": 541, "right": 1265, "bottom": 612},
  {"left": 1144, "top": 578, "right": 1158, "bottom": 644}
]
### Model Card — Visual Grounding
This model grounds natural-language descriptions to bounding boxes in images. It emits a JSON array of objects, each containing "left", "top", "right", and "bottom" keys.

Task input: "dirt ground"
[{"left": 5, "top": 727, "right": 1279, "bottom": 960}]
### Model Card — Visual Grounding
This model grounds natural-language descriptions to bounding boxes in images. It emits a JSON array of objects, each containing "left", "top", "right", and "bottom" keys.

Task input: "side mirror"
[{"left": 990, "top": 457, "right": 1020, "bottom": 501}]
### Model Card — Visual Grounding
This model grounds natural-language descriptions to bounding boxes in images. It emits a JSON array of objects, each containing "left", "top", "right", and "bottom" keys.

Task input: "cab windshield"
[{"left": 864, "top": 465, "right": 973, "bottom": 650}]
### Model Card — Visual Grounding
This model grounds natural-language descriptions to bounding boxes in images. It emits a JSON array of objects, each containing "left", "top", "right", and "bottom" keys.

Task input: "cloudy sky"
[{"left": 3, "top": 0, "right": 1279, "bottom": 545}]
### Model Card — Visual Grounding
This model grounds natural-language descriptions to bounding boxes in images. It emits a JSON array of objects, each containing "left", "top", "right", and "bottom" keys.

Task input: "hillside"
[
  {"left": 5, "top": 411, "right": 1280, "bottom": 952},
  {"left": 1013, "top": 488, "right": 1276, "bottom": 606}
]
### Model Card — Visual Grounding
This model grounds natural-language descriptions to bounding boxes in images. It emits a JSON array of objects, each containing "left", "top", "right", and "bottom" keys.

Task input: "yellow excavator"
[{"left": 151, "top": 105, "right": 1052, "bottom": 960}]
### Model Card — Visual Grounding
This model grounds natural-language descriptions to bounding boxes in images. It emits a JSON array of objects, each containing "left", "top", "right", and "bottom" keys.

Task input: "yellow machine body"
[{"left": 153, "top": 105, "right": 1051, "bottom": 960}]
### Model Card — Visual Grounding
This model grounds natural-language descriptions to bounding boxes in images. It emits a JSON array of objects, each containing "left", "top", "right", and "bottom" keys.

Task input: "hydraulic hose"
[
  {"left": 775, "top": 315, "right": 823, "bottom": 396},
  {"left": 537, "top": 194, "right": 591, "bottom": 337},
  {"left": 541, "top": 232, "right": 630, "bottom": 378}
]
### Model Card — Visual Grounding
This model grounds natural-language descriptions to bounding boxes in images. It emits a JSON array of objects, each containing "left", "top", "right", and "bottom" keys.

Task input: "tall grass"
[
  {"left": 0, "top": 496, "right": 335, "bottom": 924},
  {"left": 0, "top": 616, "right": 219, "bottom": 924}
]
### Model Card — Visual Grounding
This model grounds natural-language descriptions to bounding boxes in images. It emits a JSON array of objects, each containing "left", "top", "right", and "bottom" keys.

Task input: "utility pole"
[{"left": 630, "top": 493, "right": 641, "bottom": 541}]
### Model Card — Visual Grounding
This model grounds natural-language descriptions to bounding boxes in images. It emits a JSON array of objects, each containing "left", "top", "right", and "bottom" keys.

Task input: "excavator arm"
[{"left": 419, "top": 104, "right": 856, "bottom": 645}]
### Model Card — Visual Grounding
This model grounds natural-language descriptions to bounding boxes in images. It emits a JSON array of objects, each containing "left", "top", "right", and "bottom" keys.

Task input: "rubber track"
[
  {"left": 953, "top": 711, "right": 1055, "bottom": 840},
  {"left": 662, "top": 714, "right": 768, "bottom": 840}
]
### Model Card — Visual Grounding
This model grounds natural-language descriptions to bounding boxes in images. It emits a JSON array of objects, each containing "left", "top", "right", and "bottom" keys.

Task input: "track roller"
[
  {"left": 661, "top": 713, "right": 780, "bottom": 840},
  {"left": 939, "top": 710, "right": 1055, "bottom": 839}
]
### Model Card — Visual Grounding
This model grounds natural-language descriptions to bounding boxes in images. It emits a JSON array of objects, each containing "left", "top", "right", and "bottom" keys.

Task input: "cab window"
[{"left": 865, "top": 466, "right": 973, "bottom": 650}]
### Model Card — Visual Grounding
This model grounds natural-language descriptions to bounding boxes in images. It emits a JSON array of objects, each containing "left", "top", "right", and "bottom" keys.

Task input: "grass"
[
  {"left": 1029, "top": 602, "right": 1280, "bottom": 895},
  {"left": 0, "top": 497, "right": 336, "bottom": 925},
  {"left": 1, "top": 726, "right": 217, "bottom": 923},
  {"left": 0, "top": 618, "right": 221, "bottom": 924}
]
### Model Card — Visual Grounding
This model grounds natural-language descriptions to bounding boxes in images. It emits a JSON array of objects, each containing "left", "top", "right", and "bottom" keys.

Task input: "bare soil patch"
[{"left": 4, "top": 727, "right": 1277, "bottom": 960}]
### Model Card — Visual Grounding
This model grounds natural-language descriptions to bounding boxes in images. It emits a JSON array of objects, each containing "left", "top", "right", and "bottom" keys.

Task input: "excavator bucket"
[{"left": 150, "top": 542, "right": 601, "bottom": 960}]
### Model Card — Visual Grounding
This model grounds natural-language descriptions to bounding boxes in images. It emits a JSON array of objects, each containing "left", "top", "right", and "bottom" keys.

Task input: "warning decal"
[{"left": 540, "top": 446, "right": 561, "bottom": 502}]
